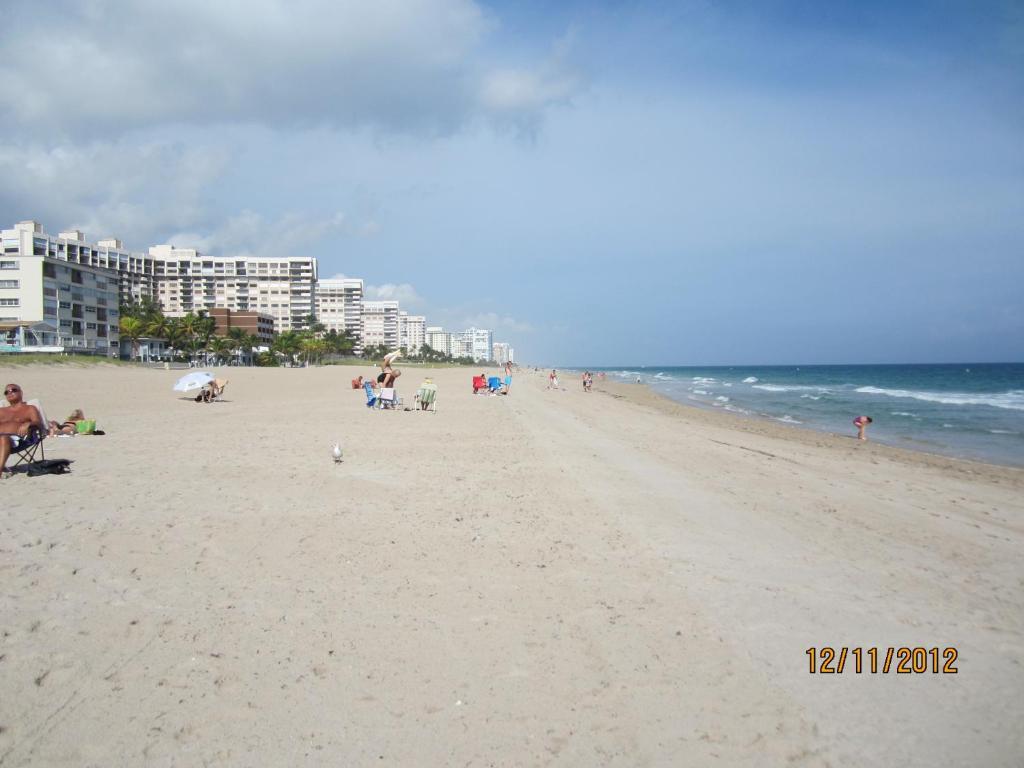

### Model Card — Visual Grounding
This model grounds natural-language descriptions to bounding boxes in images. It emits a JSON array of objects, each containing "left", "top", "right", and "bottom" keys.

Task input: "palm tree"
[
  {"left": 226, "top": 327, "right": 250, "bottom": 365},
  {"left": 164, "top": 319, "right": 185, "bottom": 359},
  {"left": 209, "top": 336, "right": 232, "bottom": 365},
  {"left": 272, "top": 331, "right": 302, "bottom": 366},
  {"left": 179, "top": 313, "right": 200, "bottom": 362},
  {"left": 195, "top": 311, "right": 217, "bottom": 363},
  {"left": 119, "top": 316, "right": 145, "bottom": 360}
]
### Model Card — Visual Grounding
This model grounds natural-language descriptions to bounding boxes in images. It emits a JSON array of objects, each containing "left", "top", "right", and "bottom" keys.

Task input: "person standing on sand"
[
  {"left": 853, "top": 415, "right": 873, "bottom": 441},
  {"left": 548, "top": 370, "right": 559, "bottom": 390},
  {"left": 1, "top": 383, "right": 44, "bottom": 477}
]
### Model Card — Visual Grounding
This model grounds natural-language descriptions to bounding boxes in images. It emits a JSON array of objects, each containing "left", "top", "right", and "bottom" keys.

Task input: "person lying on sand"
[
  {"left": 48, "top": 409, "right": 86, "bottom": 436},
  {"left": 1, "top": 383, "right": 44, "bottom": 477}
]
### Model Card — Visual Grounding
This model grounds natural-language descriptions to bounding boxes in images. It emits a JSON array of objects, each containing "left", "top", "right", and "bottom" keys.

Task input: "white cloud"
[
  {"left": 461, "top": 311, "right": 533, "bottom": 333},
  {"left": 0, "top": 0, "right": 583, "bottom": 139},
  {"left": 479, "top": 32, "right": 583, "bottom": 127},
  {"left": 166, "top": 210, "right": 350, "bottom": 257},
  {"left": 364, "top": 283, "right": 424, "bottom": 306},
  {"left": 0, "top": 139, "right": 229, "bottom": 247}
]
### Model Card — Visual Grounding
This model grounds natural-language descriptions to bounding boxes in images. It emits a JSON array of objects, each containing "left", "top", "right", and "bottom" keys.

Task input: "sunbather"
[
  {"left": 1, "top": 383, "right": 44, "bottom": 477},
  {"left": 48, "top": 408, "right": 86, "bottom": 436}
]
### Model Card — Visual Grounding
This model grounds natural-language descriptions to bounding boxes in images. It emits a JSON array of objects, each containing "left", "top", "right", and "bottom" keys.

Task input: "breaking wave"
[{"left": 855, "top": 386, "right": 1024, "bottom": 411}]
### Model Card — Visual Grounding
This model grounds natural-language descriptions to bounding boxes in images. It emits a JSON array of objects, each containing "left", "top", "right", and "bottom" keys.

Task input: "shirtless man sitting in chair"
[{"left": 1, "top": 383, "right": 44, "bottom": 478}]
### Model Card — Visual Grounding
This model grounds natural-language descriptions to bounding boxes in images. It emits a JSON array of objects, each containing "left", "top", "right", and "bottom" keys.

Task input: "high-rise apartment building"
[
  {"left": 151, "top": 245, "right": 317, "bottom": 332},
  {"left": 462, "top": 327, "right": 493, "bottom": 362},
  {"left": 1, "top": 221, "right": 121, "bottom": 355},
  {"left": 362, "top": 300, "right": 400, "bottom": 350},
  {"left": 315, "top": 278, "right": 363, "bottom": 353},
  {"left": 449, "top": 333, "right": 473, "bottom": 360},
  {"left": 425, "top": 326, "right": 451, "bottom": 356},
  {"left": 398, "top": 311, "right": 426, "bottom": 353},
  {"left": 492, "top": 342, "right": 514, "bottom": 365}
]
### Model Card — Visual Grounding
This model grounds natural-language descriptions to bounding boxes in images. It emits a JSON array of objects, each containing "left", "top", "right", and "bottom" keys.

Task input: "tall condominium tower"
[
  {"left": 362, "top": 300, "right": 400, "bottom": 350},
  {"left": 315, "top": 278, "right": 364, "bottom": 353},
  {"left": 150, "top": 245, "right": 317, "bottom": 332}
]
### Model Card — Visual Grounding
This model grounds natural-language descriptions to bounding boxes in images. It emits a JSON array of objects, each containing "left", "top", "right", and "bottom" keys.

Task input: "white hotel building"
[
  {"left": 492, "top": 342, "right": 514, "bottom": 365},
  {"left": 315, "top": 278, "right": 364, "bottom": 352},
  {"left": 398, "top": 311, "right": 426, "bottom": 354},
  {"left": 361, "top": 300, "right": 400, "bottom": 350},
  {"left": 151, "top": 245, "right": 317, "bottom": 332},
  {"left": 1, "top": 221, "right": 121, "bottom": 355}
]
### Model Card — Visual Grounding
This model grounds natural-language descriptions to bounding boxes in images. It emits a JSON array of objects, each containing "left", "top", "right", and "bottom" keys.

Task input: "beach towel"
[{"left": 26, "top": 458, "right": 72, "bottom": 476}]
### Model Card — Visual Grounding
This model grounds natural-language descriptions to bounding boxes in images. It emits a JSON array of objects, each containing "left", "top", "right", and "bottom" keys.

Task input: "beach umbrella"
[{"left": 173, "top": 371, "right": 214, "bottom": 392}]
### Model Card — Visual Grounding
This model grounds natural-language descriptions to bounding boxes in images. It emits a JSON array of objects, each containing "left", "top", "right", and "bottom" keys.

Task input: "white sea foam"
[
  {"left": 691, "top": 377, "right": 717, "bottom": 384},
  {"left": 752, "top": 384, "right": 830, "bottom": 393},
  {"left": 891, "top": 411, "right": 917, "bottom": 417},
  {"left": 692, "top": 389, "right": 709, "bottom": 395},
  {"left": 723, "top": 404, "right": 751, "bottom": 415},
  {"left": 800, "top": 394, "right": 822, "bottom": 400},
  {"left": 723, "top": 383, "right": 732, "bottom": 387},
  {"left": 855, "top": 386, "right": 1024, "bottom": 411},
  {"left": 774, "top": 415, "right": 803, "bottom": 424},
  {"left": 715, "top": 396, "right": 729, "bottom": 402},
  {"left": 742, "top": 376, "right": 758, "bottom": 383},
  {"left": 989, "top": 429, "right": 1019, "bottom": 435}
]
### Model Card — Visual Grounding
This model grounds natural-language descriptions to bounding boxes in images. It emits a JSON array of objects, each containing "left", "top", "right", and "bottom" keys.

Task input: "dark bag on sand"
[{"left": 27, "top": 459, "right": 72, "bottom": 477}]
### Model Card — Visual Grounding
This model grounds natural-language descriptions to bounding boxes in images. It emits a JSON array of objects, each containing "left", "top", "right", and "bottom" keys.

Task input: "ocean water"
[{"left": 590, "top": 363, "right": 1024, "bottom": 467}]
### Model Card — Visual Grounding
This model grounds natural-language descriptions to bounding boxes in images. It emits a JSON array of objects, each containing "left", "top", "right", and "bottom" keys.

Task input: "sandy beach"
[{"left": 2, "top": 363, "right": 1022, "bottom": 767}]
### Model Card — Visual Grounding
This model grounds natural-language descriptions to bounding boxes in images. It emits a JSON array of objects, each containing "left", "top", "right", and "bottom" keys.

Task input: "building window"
[
  {"left": 72, "top": 321, "right": 83, "bottom": 335},
  {"left": 0, "top": 298, "right": 19, "bottom": 306},
  {"left": 0, "top": 279, "right": 19, "bottom": 288},
  {"left": 0, "top": 261, "right": 17, "bottom": 270},
  {"left": 71, "top": 269, "right": 84, "bottom": 284}
]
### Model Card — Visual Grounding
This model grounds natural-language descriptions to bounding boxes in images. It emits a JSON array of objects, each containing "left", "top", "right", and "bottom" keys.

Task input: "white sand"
[{"left": 2, "top": 364, "right": 1022, "bottom": 766}]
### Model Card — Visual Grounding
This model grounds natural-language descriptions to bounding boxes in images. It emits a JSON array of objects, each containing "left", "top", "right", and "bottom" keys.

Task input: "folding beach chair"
[
  {"left": 378, "top": 387, "right": 401, "bottom": 410},
  {"left": 1, "top": 398, "right": 47, "bottom": 471},
  {"left": 416, "top": 382, "right": 438, "bottom": 413},
  {"left": 363, "top": 380, "right": 378, "bottom": 408}
]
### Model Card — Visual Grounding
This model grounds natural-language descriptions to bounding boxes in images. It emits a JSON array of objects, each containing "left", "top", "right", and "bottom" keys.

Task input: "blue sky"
[{"left": 1, "top": 0, "right": 1021, "bottom": 364}]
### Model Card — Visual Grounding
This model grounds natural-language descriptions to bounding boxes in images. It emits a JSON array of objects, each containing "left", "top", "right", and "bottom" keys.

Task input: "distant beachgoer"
[
  {"left": 853, "top": 416, "right": 873, "bottom": 441},
  {"left": 351, "top": 376, "right": 363, "bottom": 390},
  {"left": 548, "top": 370, "right": 559, "bottom": 390},
  {"left": 636, "top": 377, "right": 641, "bottom": 384}
]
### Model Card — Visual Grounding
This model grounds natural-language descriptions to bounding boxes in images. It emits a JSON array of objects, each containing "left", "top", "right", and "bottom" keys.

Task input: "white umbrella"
[{"left": 173, "top": 371, "right": 214, "bottom": 392}]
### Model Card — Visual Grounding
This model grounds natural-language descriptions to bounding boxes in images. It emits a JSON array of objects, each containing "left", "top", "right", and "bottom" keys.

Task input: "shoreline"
[{"left": 590, "top": 376, "right": 1024, "bottom": 472}]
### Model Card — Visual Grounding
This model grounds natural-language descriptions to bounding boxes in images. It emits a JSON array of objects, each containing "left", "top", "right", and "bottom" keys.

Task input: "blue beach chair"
[{"left": 363, "top": 380, "right": 378, "bottom": 408}]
